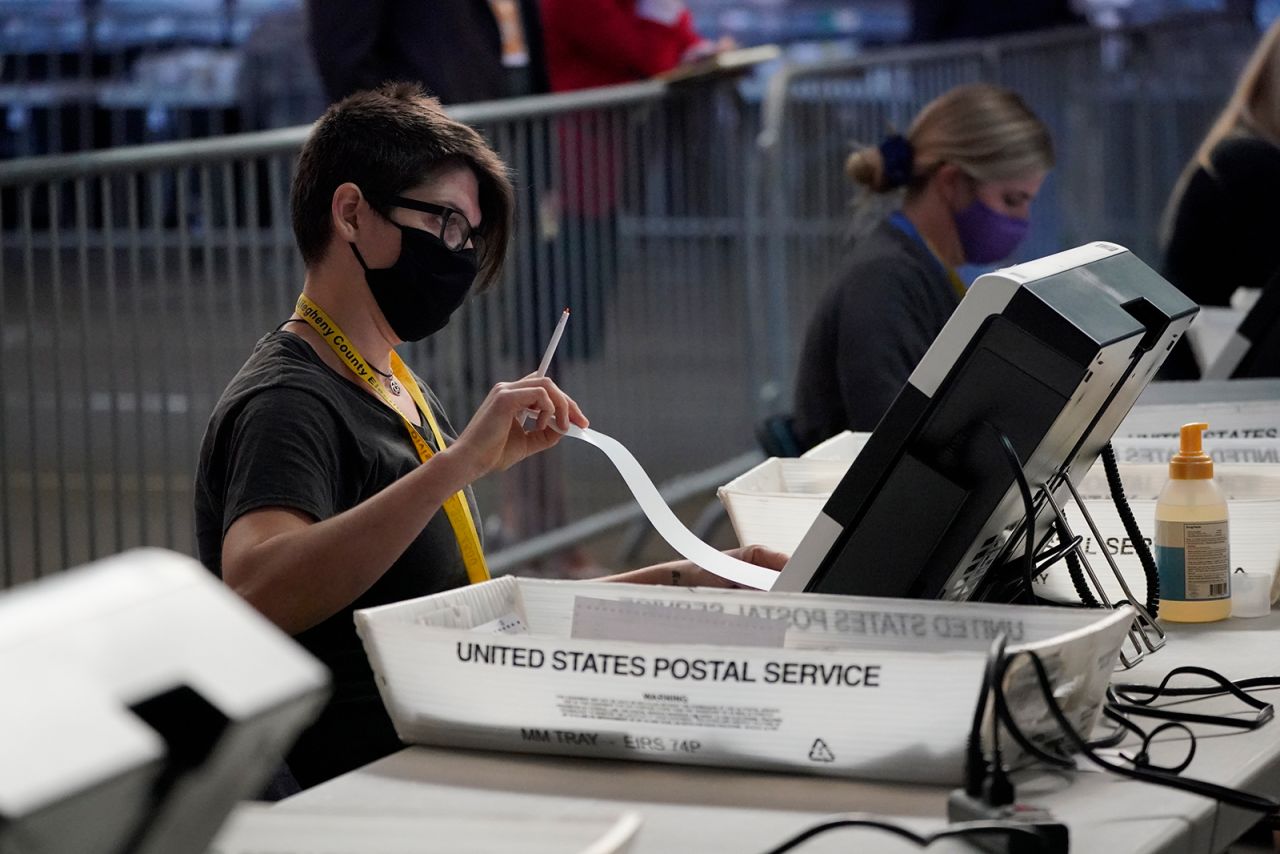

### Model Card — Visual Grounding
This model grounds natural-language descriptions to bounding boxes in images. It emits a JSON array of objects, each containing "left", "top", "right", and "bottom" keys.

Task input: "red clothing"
[
  {"left": 541, "top": 0, "right": 704, "bottom": 92},
  {"left": 543, "top": 1, "right": 706, "bottom": 216}
]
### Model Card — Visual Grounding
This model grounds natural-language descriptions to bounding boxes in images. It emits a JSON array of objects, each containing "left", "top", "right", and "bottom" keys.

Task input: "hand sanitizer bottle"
[{"left": 1156, "top": 422, "right": 1231, "bottom": 623}]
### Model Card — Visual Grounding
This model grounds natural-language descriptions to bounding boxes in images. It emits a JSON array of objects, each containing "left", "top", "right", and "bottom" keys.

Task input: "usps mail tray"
[
  {"left": 717, "top": 431, "right": 868, "bottom": 555},
  {"left": 356, "top": 577, "right": 1132, "bottom": 784}
]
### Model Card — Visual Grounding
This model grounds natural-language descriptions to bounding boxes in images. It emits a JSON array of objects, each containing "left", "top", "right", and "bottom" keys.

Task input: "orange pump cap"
[{"left": 1169, "top": 422, "right": 1213, "bottom": 479}]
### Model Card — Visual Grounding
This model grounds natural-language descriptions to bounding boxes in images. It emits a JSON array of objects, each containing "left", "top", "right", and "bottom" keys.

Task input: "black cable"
[
  {"left": 1095, "top": 669, "right": 1280, "bottom": 772},
  {"left": 1087, "top": 690, "right": 1199, "bottom": 772},
  {"left": 1109, "top": 666, "right": 1276, "bottom": 730},
  {"left": 996, "top": 650, "right": 1280, "bottom": 814},
  {"left": 760, "top": 815, "right": 1052, "bottom": 853},
  {"left": 987, "top": 637, "right": 1014, "bottom": 806},
  {"left": 1034, "top": 533, "right": 1083, "bottom": 576},
  {"left": 1089, "top": 703, "right": 1138, "bottom": 750},
  {"left": 979, "top": 568, "right": 1032, "bottom": 608},
  {"left": 990, "top": 428, "right": 1040, "bottom": 605},
  {"left": 1114, "top": 675, "right": 1280, "bottom": 699},
  {"left": 1100, "top": 442, "right": 1160, "bottom": 618},
  {"left": 1095, "top": 689, "right": 1146, "bottom": 741},
  {"left": 1117, "top": 720, "right": 1198, "bottom": 775},
  {"left": 993, "top": 657, "right": 1076, "bottom": 770},
  {"left": 1028, "top": 444, "right": 1153, "bottom": 612},
  {"left": 966, "top": 635, "right": 1010, "bottom": 799},
  {"left": 1063, "top": 519, "right": 1103, "bottom": 607}
]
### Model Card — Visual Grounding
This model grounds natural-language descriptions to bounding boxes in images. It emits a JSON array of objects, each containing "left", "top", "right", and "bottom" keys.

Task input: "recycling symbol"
[{"left": 808, "top": 738, "right": 835, "bottom": 762}]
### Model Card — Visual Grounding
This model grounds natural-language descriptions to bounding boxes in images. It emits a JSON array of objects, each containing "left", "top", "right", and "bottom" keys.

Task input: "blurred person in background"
[
  {"left": 307, "top": 0, "right": 549, "bottom": 104},
  {"left": 239, "top": 5, "right": 329, "bottom": 130},
  {"left": 910, "top": 0, "right": 1082, "bottom": 41},
  {"left": 792, "top": 84, "right": 1053, "bottom": 448},
  {"left": 1158, "top": 19, "right": 1280, "bottom": 378},
  {"left": 508, "top": 1, "right": 733, "bottom": 572},
  {"left": 196, "top": 83, "right": 785, "bottom": 792},
  {"left": 541, "top": 0, "right": 730, "bottom": 91},
  {"left": 536, "top": 0, "right": 736, "bottom": 362}
]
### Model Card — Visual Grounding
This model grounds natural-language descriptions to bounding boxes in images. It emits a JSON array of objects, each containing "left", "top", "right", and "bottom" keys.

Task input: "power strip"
[{"left": 947, "top": 790, "right": 1070, "bottom": 854}]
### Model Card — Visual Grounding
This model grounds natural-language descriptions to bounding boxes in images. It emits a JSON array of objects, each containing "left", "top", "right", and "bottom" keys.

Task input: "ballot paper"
[{"left": 564, "top": 426, "right": 778, "bottom": 590}]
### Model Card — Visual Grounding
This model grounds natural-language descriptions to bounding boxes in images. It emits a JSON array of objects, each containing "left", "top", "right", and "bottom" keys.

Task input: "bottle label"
[{"left": 1155, "top": 519, "right": 1231, "bottom": 601}]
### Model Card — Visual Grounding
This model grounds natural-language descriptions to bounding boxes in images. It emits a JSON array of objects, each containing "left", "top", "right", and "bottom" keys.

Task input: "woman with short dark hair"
[{"left": 195, "top": 83, "right": 783, "bottom": 789}]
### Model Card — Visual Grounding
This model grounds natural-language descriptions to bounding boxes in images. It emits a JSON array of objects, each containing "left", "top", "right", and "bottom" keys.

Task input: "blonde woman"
[
  {"left": 792, "top": 84, "right": 1053, "bottom": 446},
  {"left": 1159, "top": 20, "right": 1280, "bottom": 377}
]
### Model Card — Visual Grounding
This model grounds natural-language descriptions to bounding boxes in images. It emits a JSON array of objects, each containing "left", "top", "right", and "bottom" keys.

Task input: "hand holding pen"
[
  {"left": 450, "top": 308, "right": 586, "bottom": 477},
  {"left": 521, "top": 307, "right": 570, "bottom": 428}
]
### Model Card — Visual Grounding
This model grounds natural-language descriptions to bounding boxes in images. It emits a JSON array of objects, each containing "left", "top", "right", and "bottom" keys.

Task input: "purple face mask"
[{"left": 953, "top": 198, "right": 1029, "bottom": 265}]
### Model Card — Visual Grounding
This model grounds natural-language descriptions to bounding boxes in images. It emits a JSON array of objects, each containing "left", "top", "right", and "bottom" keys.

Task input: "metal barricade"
[
  {"left": 752, "top": 15, "right": 1259, "bottom": 412},
  {"left": 0, "top": 78, "right": 766, "bottom": 587},
  {"left": 0, "top": 14, "right": 1262, "bottom": 587}
]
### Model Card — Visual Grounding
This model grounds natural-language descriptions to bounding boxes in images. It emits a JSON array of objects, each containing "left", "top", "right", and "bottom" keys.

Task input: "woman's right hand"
[{"left": 446, "top": 375, "right": 589, "bottom": 480}]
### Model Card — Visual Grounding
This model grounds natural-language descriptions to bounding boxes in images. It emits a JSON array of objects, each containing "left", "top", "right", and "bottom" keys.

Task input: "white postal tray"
[{"left": 356, "top": 578, "right": 1133, "bottom": 784}]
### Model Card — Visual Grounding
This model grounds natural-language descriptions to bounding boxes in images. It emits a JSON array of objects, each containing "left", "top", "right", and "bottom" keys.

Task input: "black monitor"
[
  {"left": 0, "top": 549, "right": 330, "bottom": 854},
  {"left": 774, "top": 242, "right": 1198, "bottom": 602},
  {"left": 1202, "top": 267, "right": 1280, "bottom": 379}
]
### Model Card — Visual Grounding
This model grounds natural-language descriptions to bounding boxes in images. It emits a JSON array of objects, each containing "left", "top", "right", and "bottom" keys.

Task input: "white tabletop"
[{"left": 281, "top": 611, "right": 1280, "bottom": 854}]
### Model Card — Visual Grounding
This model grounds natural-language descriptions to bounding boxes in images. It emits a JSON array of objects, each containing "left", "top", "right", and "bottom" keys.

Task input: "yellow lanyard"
[
  {"left": 294, "top": 294, "right": 490, "bottom": 584},
  {"left": 919, "top": 237, "right": 968, "bottom": 300},
  {"left": 888, "top": 211, "right": 967, "bottom": 301}
]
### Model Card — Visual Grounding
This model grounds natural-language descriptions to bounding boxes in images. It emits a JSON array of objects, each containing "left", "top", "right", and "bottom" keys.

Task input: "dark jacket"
[
  {"left": 910, "top": 0, "right": 1081, "bottom": 42},
  {"left": 793, "top": 221, "right": 959, "bottom": 448},
  {"left": 1159, "top": 134, "right": 1280, "bottom": 378},
  {"left": 308, "top": 0, "right": 549, "bottom": 104},
  {"left": 1163, "top": 134, "right": 1280, "bottom": 308}
]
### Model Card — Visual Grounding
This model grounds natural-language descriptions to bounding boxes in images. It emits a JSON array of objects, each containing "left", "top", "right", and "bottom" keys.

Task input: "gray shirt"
[
  {"left": 195, "top": 329, "right": 477, "bottom": 787},
  {"left": 793, "top": 220, "right": 959, "bottom": 446}
]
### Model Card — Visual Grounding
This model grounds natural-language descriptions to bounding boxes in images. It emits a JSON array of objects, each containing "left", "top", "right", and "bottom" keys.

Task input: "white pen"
[
  {"left": 536, "top": 308, "right": 571, "bottom": 378},
  {"left": 522, "top": 308, "right": 571, "bottom": 427}
]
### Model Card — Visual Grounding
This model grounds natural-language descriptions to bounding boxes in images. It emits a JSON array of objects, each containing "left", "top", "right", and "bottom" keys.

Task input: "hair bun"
[
  {"left": 845, "top": 134, "right": 914, "bottom": 193},
  {"left": 877, "top": 134, "right": 914, "bottom": 189},
  {"left": 845, "top": 145, "right": 885, "bottom": 190}
]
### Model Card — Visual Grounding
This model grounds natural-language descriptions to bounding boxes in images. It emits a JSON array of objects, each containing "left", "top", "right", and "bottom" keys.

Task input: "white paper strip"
[{"left": 564, "top": 425, "right": 778, "bottom": 590}]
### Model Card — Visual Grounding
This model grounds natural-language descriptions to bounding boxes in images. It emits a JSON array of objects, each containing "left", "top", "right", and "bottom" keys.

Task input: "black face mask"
[{"left": 351, "top": 224, "right": 478, "bottom": 342}]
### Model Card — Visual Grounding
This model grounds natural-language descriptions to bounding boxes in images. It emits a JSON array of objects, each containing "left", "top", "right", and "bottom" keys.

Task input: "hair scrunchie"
[{"left": 878, "top": 134, "right": 914, "bottom": 189}]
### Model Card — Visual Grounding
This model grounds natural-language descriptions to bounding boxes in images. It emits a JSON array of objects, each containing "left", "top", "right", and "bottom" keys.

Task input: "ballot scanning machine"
[
  {"left": 0, "top": 549, "right": 329, "bottom": 854},
  {"left": 774, "top": 242, "right": 1198, "bottom": 610}
]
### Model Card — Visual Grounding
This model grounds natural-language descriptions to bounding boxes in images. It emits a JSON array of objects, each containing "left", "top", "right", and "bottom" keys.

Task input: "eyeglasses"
[{"left": 388, "top": 196, "right": 476, "bottom": 251}]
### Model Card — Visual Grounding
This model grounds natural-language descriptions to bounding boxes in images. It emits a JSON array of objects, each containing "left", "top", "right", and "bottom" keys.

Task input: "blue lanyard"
[
  {"left": 888, "top": 210, "right": 966, "bottom": 297},
  {"left": 889, "top": 211, "right": 937, "bottom": 266}
]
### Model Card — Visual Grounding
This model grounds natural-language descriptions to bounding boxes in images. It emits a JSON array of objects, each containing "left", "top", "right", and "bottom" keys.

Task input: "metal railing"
[
  {"left": 0, "top": 76, "right": 767, "bottom": 586},
  {"left": 750, "top": 14, "right": 1258, "bottom": 410},
  {"left": 0, "top": 13, "right": 1263, "bottom": 586}
]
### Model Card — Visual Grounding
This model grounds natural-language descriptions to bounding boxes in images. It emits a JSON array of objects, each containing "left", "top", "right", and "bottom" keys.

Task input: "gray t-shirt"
[{"left": 195, "top": 329, "right": 476, "bottom": 787}]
